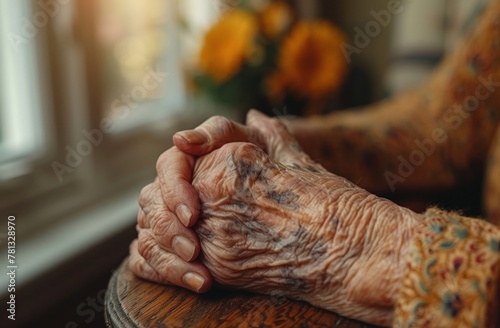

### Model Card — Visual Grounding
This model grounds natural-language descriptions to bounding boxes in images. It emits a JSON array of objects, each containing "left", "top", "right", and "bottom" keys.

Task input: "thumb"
[{"left": 246, "top": 109, "right": 325, "bottom": 172}]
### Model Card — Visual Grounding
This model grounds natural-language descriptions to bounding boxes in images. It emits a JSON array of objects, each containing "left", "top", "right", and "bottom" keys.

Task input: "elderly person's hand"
[
  {"left": 128, "top": 112, "right": 270, "bottom": 293},
  {"left": 130, "top": 111, "right": 421, "bottom": 325}
]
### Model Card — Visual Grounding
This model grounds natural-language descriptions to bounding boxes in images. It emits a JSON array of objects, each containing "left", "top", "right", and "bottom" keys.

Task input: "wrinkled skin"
[
  {"left": 193, "top": 143, "right": 419, "bottom": 325},
  {"left": 130, "top": 111, "right": 420, "bottom": 326}
]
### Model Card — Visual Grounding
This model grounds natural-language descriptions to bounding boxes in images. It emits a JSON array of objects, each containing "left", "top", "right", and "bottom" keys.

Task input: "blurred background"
[{"left": 0, "top": 0, "right": 465, "bottom": 327}]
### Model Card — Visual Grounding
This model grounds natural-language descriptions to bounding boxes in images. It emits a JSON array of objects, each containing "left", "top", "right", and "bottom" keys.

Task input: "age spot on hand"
[
  {"left": 234, "top": 160, "right": 263, "bottom": 180},
  {"left": 266, "top": 190, "right": 299, "bottom": 210}
]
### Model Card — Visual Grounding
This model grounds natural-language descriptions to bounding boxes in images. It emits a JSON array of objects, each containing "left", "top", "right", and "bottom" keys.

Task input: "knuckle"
[
  {"left": 270, "top": 117, "right": 287, "bottom": 130},
  {"left": 129, "top": 255, "right": 146, "bottom": 275},
  {"left": 209, "top": 115, "right": 231, "bottom": 127},
  {"left": 155, "top": 254, "right": 176, "bottom": 274},
  {"left": 138, "top": 183, "right": 155, "bottom": 209},
  {"left": 137, "top": 210, "right": 148, "bottom": 228},
  {"left": 161, "top": 183, "right": 176, "bottom": 200},
  {"left": 130, "top": 257, "right": 157, "bottom": 281},
  {"left": 234, "top": 142, "right": 263, "bottom": 158},
  {"left": 150, "top": 211, "right": 174, "bottom": 237},
  {"left": 207, "top": 115, "right": 235, "bottom": 136},
  {"left": 137, "top": 231, "right": 156, "bottom": 261}
]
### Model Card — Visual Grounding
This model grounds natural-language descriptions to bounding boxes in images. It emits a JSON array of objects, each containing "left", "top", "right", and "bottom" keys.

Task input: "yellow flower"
[
  {"left": 199, "top": 11, "right": 257, "bottom": 83},
  {"left": 279, "top": 21, "right": 347, "bottom": 100},
  {"left": 260, "top": 2, "right": 292, "bottom": 39}
]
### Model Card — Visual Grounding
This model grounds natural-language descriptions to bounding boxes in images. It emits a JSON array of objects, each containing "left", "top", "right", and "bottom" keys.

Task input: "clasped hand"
[{"left": 128, "top": 110, "right": 418, "bottom": 326}]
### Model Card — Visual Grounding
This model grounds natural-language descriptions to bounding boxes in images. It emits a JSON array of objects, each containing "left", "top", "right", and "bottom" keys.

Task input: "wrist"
[
  {"left": 370, "top": 202, "right": 420, "bottom": 300},
  {"left": 309, "top": 187, "right": 421, "bottom": 325},
  {"left": 352, "top": 199, "right": 420, "bottom": 325}
]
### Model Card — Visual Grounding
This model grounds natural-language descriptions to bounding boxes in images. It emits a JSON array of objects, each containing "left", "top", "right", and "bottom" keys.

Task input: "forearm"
[{"left": 286, "top": 93, "right": 459, "bottom": 194}]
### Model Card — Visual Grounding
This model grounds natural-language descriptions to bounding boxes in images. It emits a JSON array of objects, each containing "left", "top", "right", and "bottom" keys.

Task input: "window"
[
  {"left": 0, "top": 0, "right": 230, "bottom": 289},
  {"left": 0, "top": 0, "right": 212, "bottom": 206},
  {"left": 95, "top": 0, "right": 186, "bottom": 133},
  {"left": 0, "top": 0, "right": 53, "bottom": 175}
]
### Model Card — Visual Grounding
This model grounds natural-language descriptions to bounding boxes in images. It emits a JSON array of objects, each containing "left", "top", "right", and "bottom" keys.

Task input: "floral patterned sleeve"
[
  {"left": 291, "top": 0, "right": 500, "bottom": 197},
  {"left": 393, "top": 208, "right": 500, "bottom": 327}
]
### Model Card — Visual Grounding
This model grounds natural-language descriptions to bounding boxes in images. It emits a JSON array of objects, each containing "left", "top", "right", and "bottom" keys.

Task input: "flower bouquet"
[{"left": 191, "top": 0, "right": 348, "bottom": 116}]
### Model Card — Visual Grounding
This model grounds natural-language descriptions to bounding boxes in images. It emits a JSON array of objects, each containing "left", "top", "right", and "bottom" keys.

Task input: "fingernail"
[
  {"left": 176, "top": 204, "right": 192, "bottom": 227},
  {"left": 182, "top": 272, "right": 205, "bottom": 292},
  {"left": 172, "top": 235, "right": 196, "bottom": 262},
  {"left": 175, "top": 130, "right": 207, "bottom": 144}
]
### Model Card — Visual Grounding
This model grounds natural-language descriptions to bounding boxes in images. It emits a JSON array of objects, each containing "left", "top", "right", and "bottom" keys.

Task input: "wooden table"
[{"left": 105, "top": 258, "right": 376, "bottom": 328}]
